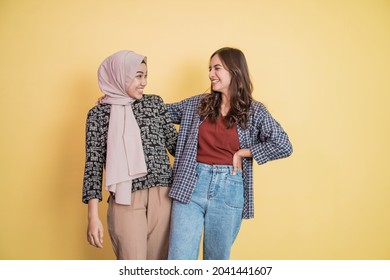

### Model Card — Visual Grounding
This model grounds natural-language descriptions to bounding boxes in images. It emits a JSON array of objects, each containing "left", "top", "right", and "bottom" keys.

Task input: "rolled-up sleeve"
[{"left": 249, "top": 104, "right": 293, "bottom": 165}]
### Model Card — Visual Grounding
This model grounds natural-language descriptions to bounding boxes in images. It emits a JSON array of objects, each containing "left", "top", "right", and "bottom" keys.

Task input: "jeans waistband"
[{"left": 196, "top": 162, "right": 234, "bottom": 173}]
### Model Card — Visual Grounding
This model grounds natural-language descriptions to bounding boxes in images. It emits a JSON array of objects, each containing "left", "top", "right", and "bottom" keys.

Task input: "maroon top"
[{"left": 197, "top": 116, "right": 240, "bottom": 165}]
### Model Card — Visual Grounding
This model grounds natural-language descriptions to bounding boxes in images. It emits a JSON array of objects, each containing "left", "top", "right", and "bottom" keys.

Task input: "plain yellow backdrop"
[{"left": 0, "top": 0, "right": 389, "bottom": 260}]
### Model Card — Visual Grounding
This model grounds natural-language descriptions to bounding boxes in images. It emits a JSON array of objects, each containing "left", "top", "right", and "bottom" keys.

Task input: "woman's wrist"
[{"left": 235, "top": 148, "right": 252, "bottom": 158}]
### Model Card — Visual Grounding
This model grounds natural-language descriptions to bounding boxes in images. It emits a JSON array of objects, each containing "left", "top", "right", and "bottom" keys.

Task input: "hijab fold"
[{"left": 98, "top": 50, "right": 147, "bottom": 205}]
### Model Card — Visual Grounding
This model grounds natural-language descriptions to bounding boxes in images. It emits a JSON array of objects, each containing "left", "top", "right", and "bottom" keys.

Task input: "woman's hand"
[
  {"left": 232, "top": 149, "right": 252, "bottom": 175},
  {"left": 87, "top": 199, "right": 104, "bottom": 248},
  {"left": 87, "top": 216, "right": 104, "bottom": 248},
  {"left": 95, "top": 96, "right": 104, "bottom": 105},
  {"left": 232, "top": 153, "right": 243, "bottom": 175}
]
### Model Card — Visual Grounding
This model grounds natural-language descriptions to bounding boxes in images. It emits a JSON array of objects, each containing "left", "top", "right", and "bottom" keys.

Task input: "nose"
[
  {"left": 209, "top": 69, "right": 215, "bottom": 79},
  {"left": 141, "top": 77, "right": 147, "bottom": 86}
]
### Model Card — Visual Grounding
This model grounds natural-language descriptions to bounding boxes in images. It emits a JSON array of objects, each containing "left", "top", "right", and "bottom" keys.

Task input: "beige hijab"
[{"left": 98, "top": 50, "right": 147, "bottom": 205}]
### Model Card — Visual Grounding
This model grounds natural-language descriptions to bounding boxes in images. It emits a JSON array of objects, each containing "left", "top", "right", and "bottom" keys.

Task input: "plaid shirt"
[{"left": 167, "top": 94, "right": 292, "bottom": 219}]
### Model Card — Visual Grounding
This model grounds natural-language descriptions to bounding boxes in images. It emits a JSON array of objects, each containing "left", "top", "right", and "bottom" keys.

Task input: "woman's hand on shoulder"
[{"left": 95, "top": 96, "right": 104, "bottom": 105}]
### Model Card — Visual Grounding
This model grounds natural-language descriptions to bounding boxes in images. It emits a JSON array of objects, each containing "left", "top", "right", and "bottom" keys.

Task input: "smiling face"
[
  {"left": 209, "top": 54, "right": 232, "bottom": 95},
  {"left": 127, "top": 62, "right": 147, "bottom": 99}
]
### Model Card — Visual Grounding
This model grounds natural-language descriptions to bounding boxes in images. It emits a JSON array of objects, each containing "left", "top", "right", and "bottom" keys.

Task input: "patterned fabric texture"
[
  {"left": 82, "top": 94, "right": 177, "bottom": 204},
  {"left": 167, "top": 94, "right": 293, "bottom": 219}
]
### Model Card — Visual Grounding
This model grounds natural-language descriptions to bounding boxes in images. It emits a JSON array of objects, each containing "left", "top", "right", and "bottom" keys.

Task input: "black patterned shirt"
[{"left": 82, "top": 94, "right": 177, "bottom": 204}]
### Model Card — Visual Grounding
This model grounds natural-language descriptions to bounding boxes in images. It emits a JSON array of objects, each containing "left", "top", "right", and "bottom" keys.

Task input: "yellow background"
[{"left": 1, "top": 0, "right": 389, "bottom": 260}]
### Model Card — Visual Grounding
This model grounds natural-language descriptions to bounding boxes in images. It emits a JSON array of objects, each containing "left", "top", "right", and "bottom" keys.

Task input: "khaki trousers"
[{"left": 107, "top": 186, "right": 172, "bottom": 260}]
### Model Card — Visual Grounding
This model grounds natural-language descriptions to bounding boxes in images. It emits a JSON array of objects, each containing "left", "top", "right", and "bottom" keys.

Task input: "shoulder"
[
  {"left": 191, "top": 93, "right": 206, "bottom": 101},
  {"left": 141, "top": 93, "right": 163, "bottom": 101},
  {"left": 165, "top": 94, "right": 204, "bottom": 110},
  {"left": 247, "top": 100, "right": 273, "bottom": 125},
  {"left": 87, "top": 103, "right": 110, "bottom": 114},
  {"left": 250, "top": 100, "right": 268, "bottom": 114},
  {"left": 86, "top": 103, "right": 110, "bottom": 120},
  {"left": 138, "top": 94, "right": 164, "bottom": 105},
  {"left": 182, "top": 93, "right": 206, "bottom": 105}
]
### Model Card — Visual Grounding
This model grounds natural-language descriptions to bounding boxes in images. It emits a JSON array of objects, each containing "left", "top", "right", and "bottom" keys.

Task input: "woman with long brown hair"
[{"left": 167, "top": 47, "right": 293, "bottom": 260}]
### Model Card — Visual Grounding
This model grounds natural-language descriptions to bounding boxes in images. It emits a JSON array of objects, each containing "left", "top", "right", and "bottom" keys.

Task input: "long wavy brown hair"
[{"left": 198, "top": 47, "right": 253, "bottom": 129}]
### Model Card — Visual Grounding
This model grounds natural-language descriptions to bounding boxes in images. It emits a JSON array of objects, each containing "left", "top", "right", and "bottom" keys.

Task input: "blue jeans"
[{"left": 168, "top": 163, "right": 244, "bottom": 260}]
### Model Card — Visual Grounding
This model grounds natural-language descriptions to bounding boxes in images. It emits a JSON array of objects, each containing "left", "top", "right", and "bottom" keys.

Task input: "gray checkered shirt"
[{"left": 167, "top": 94, "right": 293, "bottom": 219}]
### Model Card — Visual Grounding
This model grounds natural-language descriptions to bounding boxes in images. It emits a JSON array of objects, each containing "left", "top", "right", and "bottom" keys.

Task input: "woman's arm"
[
  {"left": 249, "top": 104, "right": 293, "bottom": 165},
  {"left": 166, "top": 100, "right": 184, "bottom": 125},
  {"left": 82, "top": 106, "right": 108, "bottom": 248}
]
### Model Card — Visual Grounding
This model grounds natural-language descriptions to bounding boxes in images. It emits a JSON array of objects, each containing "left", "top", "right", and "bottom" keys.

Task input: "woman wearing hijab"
[{"left": 82, "top": 50, "right": 177, "bottom": 260}]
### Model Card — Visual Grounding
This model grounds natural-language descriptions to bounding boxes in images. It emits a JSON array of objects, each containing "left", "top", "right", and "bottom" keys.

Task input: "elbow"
[
  {"left": 272, "top": 139, "right": 293, "bottom": 160},
  {"left": 278, "top": 132, "right": 293, "bottom": 158},
  {"left": 280, "top": 139, "right": 293, "bottom": 159},
  {"left": 285, "top": 141, "right": 293, "bottom": 157},
  {"left": 286, "top": 147, "right": 293, "bottom": 158}
]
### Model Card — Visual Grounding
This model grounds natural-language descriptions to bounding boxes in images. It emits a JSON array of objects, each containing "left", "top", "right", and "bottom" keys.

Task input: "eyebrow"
[
  {"left": 136, "top": 70, "right": 147, "bottom": 74},
  {"left": 209, "top": 63, "right": 222, "bottom": 69}
]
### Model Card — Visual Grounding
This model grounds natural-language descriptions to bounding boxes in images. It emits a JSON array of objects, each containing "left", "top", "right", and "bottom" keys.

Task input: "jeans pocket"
[{"left": 224, "top": 171, "right": 244, "bottom": 209}]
